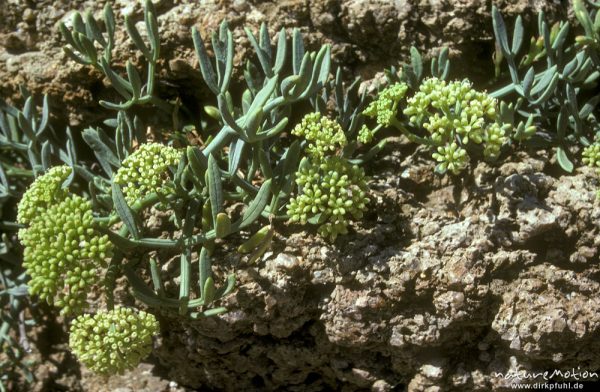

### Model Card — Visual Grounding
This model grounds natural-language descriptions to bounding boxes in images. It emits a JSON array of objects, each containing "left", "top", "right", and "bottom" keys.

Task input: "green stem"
[
  {"left": 0, "top": 221, "right": 25, "bottom": 230},
  {"left": 2, "top": 166, "right": 34, "bottom": 178},
  {"left": 390, "top": 117, "right": 436, "bottom": 146}
]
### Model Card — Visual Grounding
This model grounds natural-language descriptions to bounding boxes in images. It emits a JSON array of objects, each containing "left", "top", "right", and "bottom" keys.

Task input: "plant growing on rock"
[
  {"left": 10, "top": 0, "right": 389, "bottom": 375},
  {"left": 69, "top": 307, "right": 159, "bottom": 375},
  {"left": 490, "top": 0, "right": 600, "bottom": 172},
  {"left": 60, "top": 0, "right": 169, "bottom": 111},
  {"left": 17, "top": 167, "right": 113, "bottom": 315},
  {"left": 1, "top": 92, "right": 81, "bottom": 389},
  {"left": 189, "top": 18, "right": 381, "bottom": 240},
  {"left": 364, "top": 77, "right": 516, "bottom": 175},
  {"left": 3, "top": 0, "right": 418, "bottom": 379},
  {"left": 287, "top": 113, "right": 370, "bottom": 241}
]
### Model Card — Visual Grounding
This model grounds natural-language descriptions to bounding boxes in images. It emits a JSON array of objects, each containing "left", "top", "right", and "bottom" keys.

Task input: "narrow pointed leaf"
[
  {"left": 214, "top": 274, "right": 236, "bottom": 298},
  {"left": 192, "top": 26, "right": 219, "bottom": 94},
  {"left": 125, "top": 15, "right": 152, "bottom": 60},
  {"left": 292, "top": 28, "right": 304, "bottom": 74},
  {"left": 111, "top": 182, "right": 140, "bottom": 239},
  {"left": 187, "top": 146, "right": 208, "bottom": 181},
  {"left": 228, "top": 138, "right": 246, "bottom": 175},
  {"left": 237, "top": 179, "right": 271, "bottom": 229},
  {"left": 198, "top": 247, "right": 211, "bottom": 294},
  {"left": 207, "top": 154, "right": 223, "bottom": 222},
  {"left": 274, "top": 28, "right": 287, "bottom": 74},
  {"left": 410, "top": 46, "right": 423, "bottom": 81},
  {"left": 511, "top": 16, "right": 524, "bottom": 54},
  {"left": 202, "top": 277, "right": 216, "bottom": 305},
  {"left": 492, "top": 6, "right": 510, "bottom": 55},
  {"left": 179, "top": 248, "right": 191, "bottom": 314}
]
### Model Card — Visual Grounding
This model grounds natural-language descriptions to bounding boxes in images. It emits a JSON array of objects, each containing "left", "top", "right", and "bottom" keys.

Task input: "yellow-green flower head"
[
  {"left": 583, "top": 143, "right": 600, "bottom": 173},
  {"left": 113, "top": 143, "right": 182, "bottom": 205},
  {"left": 19, "top": 194, "right": 112, "bottom": 315},
  {"left": 17, "top": 165, "right": 72, "bottom": 224},
  {"left": 287, "top": 156, "right": 369, "bottom": 241},
  {"left": 363, "top": 82, "right": 409, "bottom": 126},
  {"left": 292, "top": 113, "right": 347, "bottom": 158},
  {"left": 432, "top": 142, "right": 468, "bottom": 175},
  {"left": 404, "top": 77, "right": 500, "bottom": 146},
  {"left": 69, "top": 307, "right": 159, "bottom": 375},
  {"left": 357, "top": 124, "right": 374, "bottom": 144},
  {"left": 483, "top": 122, "right": 509, "bottom": 160}
]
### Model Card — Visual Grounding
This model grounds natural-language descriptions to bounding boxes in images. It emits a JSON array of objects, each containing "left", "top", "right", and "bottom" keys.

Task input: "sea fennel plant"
[
  {"left": 189, "top": 17, "right": 381, "bottom": 241},
  {"left": 1, "top": 92, "right": 84, "bottom": 389},
  {"left": 7, "top": 0, "right": 388, "bottom": 376},
  {"left": 490, "top": 0, "right": 600, "bottom": 172},
  {"left": 364, "top": 76, "right": 515, "bottom": 175}
]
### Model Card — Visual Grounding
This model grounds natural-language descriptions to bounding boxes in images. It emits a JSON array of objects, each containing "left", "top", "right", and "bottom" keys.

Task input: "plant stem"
[{"left": 390, "top": 117, "right": 436, "bottom": 146}]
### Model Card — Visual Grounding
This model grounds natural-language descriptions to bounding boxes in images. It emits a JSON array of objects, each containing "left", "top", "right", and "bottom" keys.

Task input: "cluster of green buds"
[
  {"left": 365, "top": 77, "right": 511, "bottom": 174},
  {"left": 431, "top": 143, "right": 469, "bottom": 175},
  {"left": 583, "top": 143, "right": 600, "bottom": 172},
  {"left": 583, "top": 143, "right": 600, "bottom": 198},
  {"left": 291, "top": 112, "right": 347, "bottom": 158},
  {"left": 288, "top": 156, "right": 369, "bottom": 241},
  {"left": 113, "top": 143, "right": 182, "bottom": 205},
  {"left": 363, "top": 82, "right": 408, "bottom": 127},
  {"left": 16, "top": 165, "right": 71, "bottom": 224},
  {"left": 69, "top": 307, "right": 159, "bottom": 375},
  {"left": 358, "top": 125, "right": 375, "bottom": 144},
  {"left": 17, "top": 167, "right": 113, "bottom": 315}
]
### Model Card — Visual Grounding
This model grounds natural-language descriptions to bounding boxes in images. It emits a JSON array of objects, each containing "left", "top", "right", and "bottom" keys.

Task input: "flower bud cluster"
[
  {"left": 483, "top": 122, "right": 512, "bottom": 160},
  {"left": 113, "top": 143, "right": 182, "bottom": 204},
  {"left": 19, "top": 193, "right": 112, "bottom": 315},
  {"left": 432, "top": 143, "right": 468, "bottom": 175},
  {"left": 358, "top": 124, "right": 375, "bottom": 144},
  {"left": 17, "top": 165, "right": 72, "bottom": 224},
  {"left": 69, "top": 307, "right": 159, "bottom": 375},
  {"left": 583, "top": 143, "right": 600, "bottom": 172},
  {"left": 363, "top": 82, "right": 409, "bottom": 126},
  {"left": 292, "top": 113, "right": 347, "bottom": 158},
  {"left": 404, "top": 77, "right": 509, "bottom": 173},
  {"left": 288, "top": 157, "right": 369, "bottom": 241}
]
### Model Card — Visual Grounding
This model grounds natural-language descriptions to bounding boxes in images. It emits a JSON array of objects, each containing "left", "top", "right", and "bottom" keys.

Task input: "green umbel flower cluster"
[
  {"left": 69, "top": 307, "right": 159, "bottom": 375},
  {"left": 19, "top": 194, "right": 112, "bottom": 315},
  {"left": 583, "top": 143, "right": 600, "bottom": 172},
  {"left": 113, "top": 143, "right": 182, "bottom": 205},
  {"left": 358, "top": 125, "right": 375, "bottom": 144},
  {"left": 432, "top": 143, "right": 468, "bottom": 175},
  {"left": 363, "top": 82, "right": 409, "bottom": 126},
  {"left": 16, "top": 165, "right": 72, "bottom": 224},
  {"left": 583, "top": 143, "right": 600, "bottom": 199},
  {"left": 405, "top": 77, "right": 508, "bottom": 168},
  {"left": 287, "top": 157, "right": 369, "bottom": 241},
  {"left": 292, "top": 113, "right": 347, "bottom": 158}
]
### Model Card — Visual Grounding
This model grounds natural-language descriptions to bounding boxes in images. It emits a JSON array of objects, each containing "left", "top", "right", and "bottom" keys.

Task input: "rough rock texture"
[
  {"left": 145, "top": 142, "right": 600, "bottom": 391},
  {"left": 0, "top": 0, "right": 567, "bottom": 128}
]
